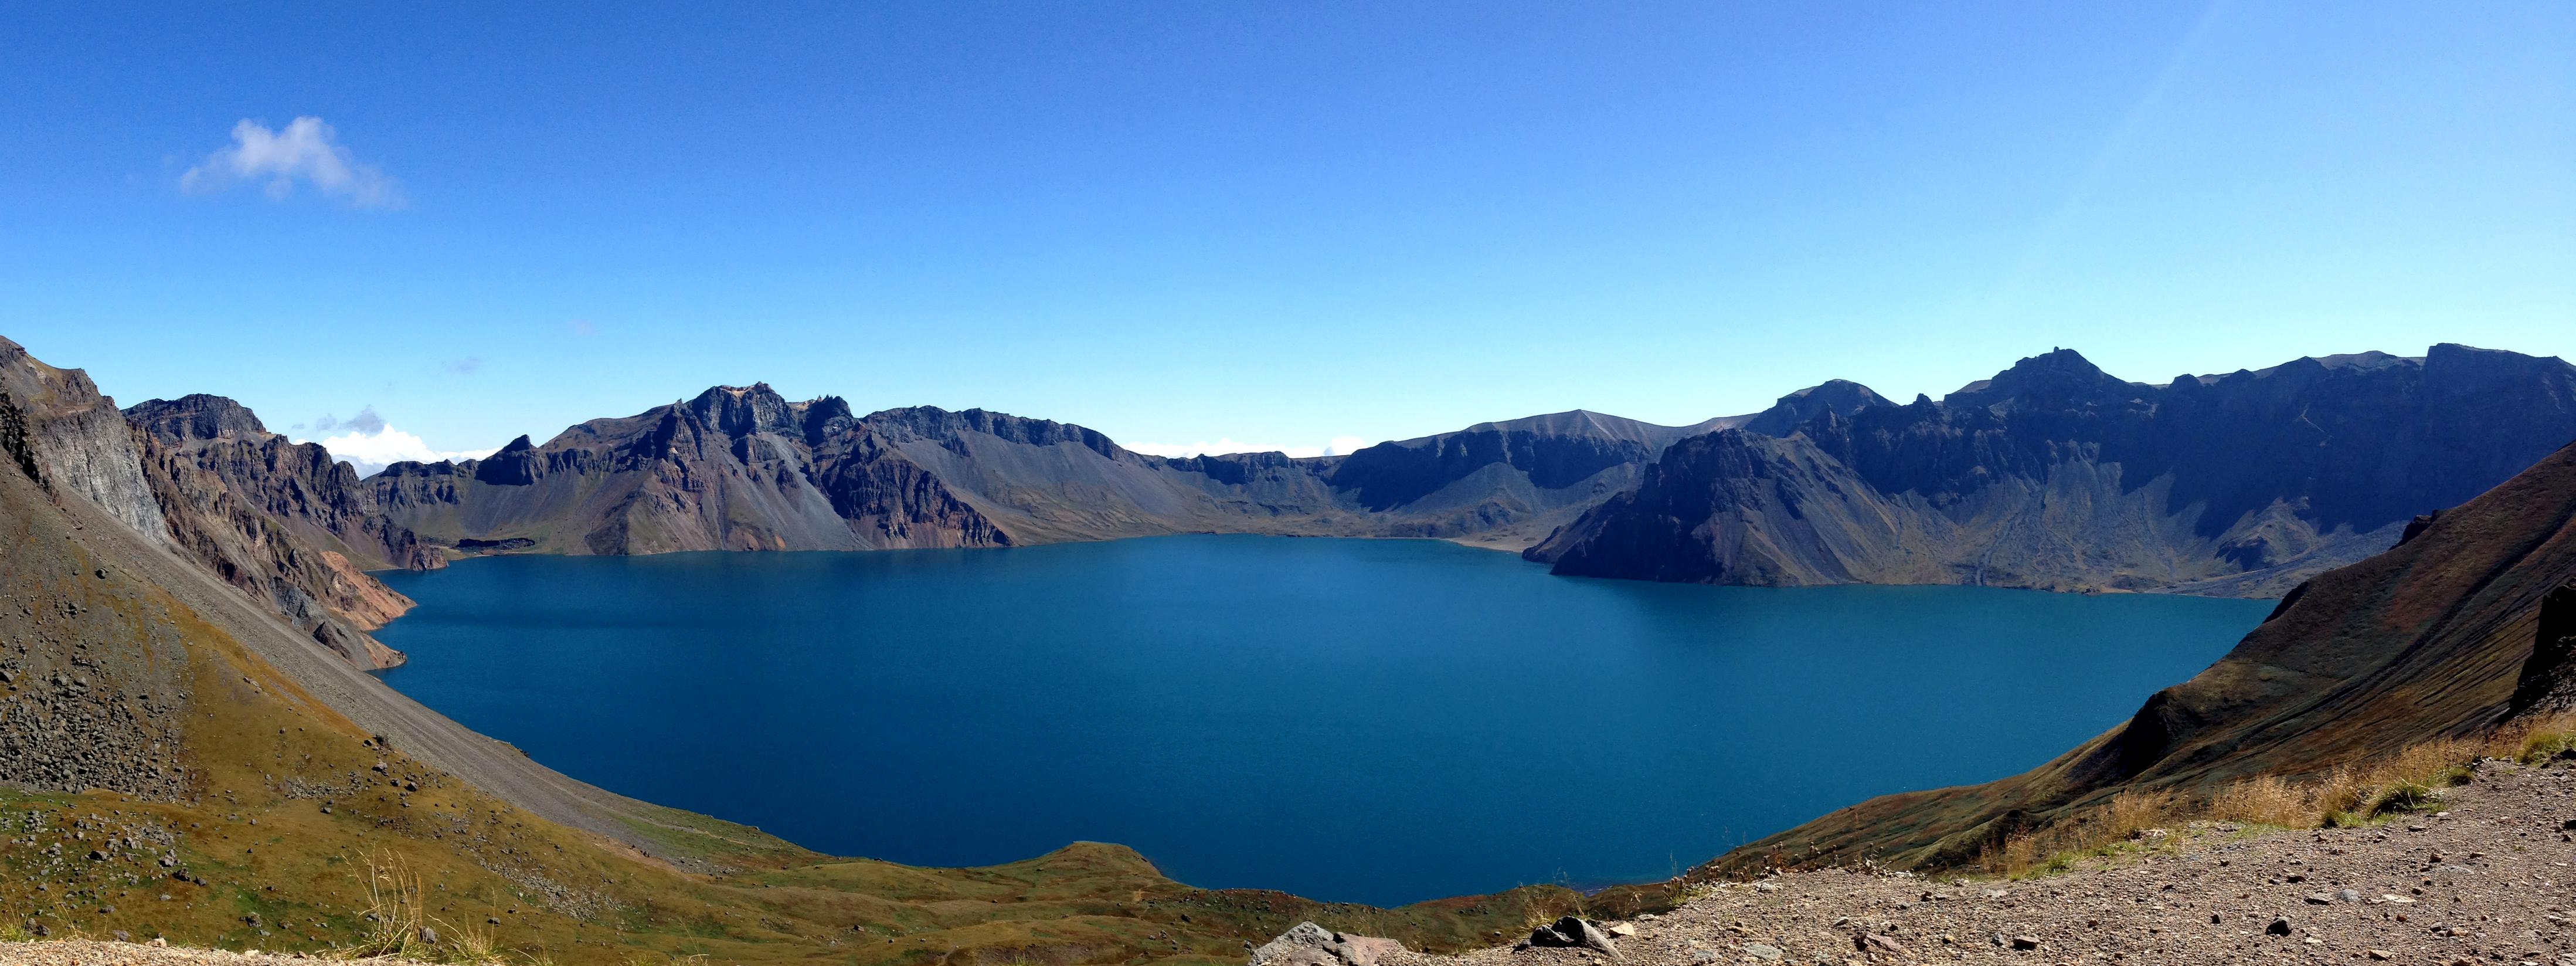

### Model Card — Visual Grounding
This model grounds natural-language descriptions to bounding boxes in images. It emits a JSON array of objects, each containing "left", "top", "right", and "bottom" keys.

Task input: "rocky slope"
[
  {"left": 1704, "top": 432, "right": 2576, "bottom": 873},
  {"left": 1532, "top": 344, "right": 2576, "bottom": 597},
  {"left": 121, "top": 394, "right": 441, "bottom": 670},
  {"left": 359, "top": 384, "right": 1744, "bottom": 561},
  {"left": 1, "top": 339, "right": 416, "bottom": 671}
]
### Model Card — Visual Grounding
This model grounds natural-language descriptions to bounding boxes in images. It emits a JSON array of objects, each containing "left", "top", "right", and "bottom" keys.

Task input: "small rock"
[
  {"left": 2265, "top": 917, "right": 2293, "bottom": 936},
  {"left": 1743, "top": 943, "right": 1781, "bottom": 961},
  {"left": 2304, "top": 893, "right": 2333, "bottom": 905},
  {"left": 1527, "top": 917, "right": 1620, "bottom": 961},
  {"left": 1603, "top": 923, "right": 1637, "bottom": 938},
  {"left": 2010, "top": 936, "right": 2040, "bottom": 951},
  {"left": 2366, "top": 951, "right": 2392, "bottom": 961},
  {"left": 420, "top": 926, "right": 439, "bottom": 945},
  {"left": 1862, "top": 934, "right": 1908, "bottom": 957},
  {"left": 1751, "top": 881, "right": 1780, "bottom": 893},
  {"left": 2336, "top": 889, "right": 2359, "bottom": 902}
]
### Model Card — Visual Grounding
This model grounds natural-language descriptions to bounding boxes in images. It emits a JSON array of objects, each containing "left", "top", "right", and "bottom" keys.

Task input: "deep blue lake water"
[{"left": 373, "top": 535, "right": 2270, "bottom": 906}]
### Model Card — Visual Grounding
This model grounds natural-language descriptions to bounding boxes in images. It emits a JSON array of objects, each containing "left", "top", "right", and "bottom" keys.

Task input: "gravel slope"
[{"left": 1400, "top": 757, "right": 2576, "bottom": 966}]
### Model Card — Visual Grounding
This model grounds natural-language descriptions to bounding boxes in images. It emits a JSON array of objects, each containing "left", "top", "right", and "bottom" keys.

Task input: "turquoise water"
[{"left": 373, "top": 535, "right": 2270, "bottom": 906}]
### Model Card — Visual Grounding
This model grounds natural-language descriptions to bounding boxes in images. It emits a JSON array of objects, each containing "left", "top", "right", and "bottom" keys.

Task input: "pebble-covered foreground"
[
  {"left": 0, "top": 938, "right": 415, "bottom": 965},
  {"left": 1398, "top": 757, "right": 2576, "bottom": 966}
]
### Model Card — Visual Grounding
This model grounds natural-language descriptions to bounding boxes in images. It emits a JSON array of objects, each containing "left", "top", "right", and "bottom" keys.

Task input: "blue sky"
[{"left": 4, "top": 2, "right": 2570, "bottom": 466}]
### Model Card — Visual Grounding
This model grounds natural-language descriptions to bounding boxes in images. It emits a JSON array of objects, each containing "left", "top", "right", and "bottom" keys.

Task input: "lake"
[{"left": 373, "top": 535, "right": 2271, "bottom": 906}]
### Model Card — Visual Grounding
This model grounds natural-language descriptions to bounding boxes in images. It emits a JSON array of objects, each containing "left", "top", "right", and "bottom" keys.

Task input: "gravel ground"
[
  {"left": 0, "top": 939, "right": 416, "bottom": 964},
  {"left": 1397, "top": 757, "right": 2576, "bottom": 966}
]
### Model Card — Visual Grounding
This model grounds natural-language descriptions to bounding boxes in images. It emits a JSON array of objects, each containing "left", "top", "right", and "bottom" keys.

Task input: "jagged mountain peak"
[
  {"left": 123, "top": 394, "right": 274, "bottom": 444},
  {"left": 1946, "top": 347, "right": 2140, "bottom": 409},
  {"left": 685, "top": 382, "right": 798, "bottom": 436},
  {"left": 1741, "top": 379, "right": 1889, "bottom": 437}
]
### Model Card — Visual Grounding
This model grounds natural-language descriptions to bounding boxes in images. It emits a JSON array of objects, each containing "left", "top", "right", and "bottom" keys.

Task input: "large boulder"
[{"left": 1248, "top": 921, "right": 1406, "bottom": 966}]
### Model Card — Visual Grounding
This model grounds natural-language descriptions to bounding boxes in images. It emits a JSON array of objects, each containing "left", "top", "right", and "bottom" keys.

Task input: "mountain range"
[
  {"left": 1532, "top": 344, "right": 2576, "bottom": 596},
  {"left": 359, "top": 345, "right": 2576, "bottom": 602},
  {"left": 34, "top": 337, "right": 2572, "bottom": 673}
]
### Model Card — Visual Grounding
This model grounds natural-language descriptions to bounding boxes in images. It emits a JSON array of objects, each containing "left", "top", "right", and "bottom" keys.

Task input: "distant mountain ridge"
[
  {"left": 1530, "top": 343, "right": 2576, "bottom": 596},
  {"left": 348, "top": 386, "right": 1760, "bottom": 560},
  {"left": 60, "top": 337, "right": 2576, "bottom": 608}
]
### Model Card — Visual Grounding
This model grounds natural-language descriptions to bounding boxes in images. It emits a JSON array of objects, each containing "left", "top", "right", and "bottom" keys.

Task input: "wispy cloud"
[
  {"left": 441, "top": 356, "right": 482, "bottom": 375},
  {"left": 181, "top": 117, "right": 403, "bottom": 209},
  {"left": 294, "top": 406, "right": 491, "bottom": 474},
  {"left": 310, "top": 406, "right": 386, "bottom": 436},
  {"left": 1125, "top": 436, "right": 1376, "bottom": 459}
]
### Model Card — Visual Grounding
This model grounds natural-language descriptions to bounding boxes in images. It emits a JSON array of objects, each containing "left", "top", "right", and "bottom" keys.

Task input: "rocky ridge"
[
  {"left": 356, "top": 385, "right": 1741, "bottom": 561},
  {"left": 0, "top": 338, "right": 419, "bottom": 672},
  {"left": 1532, "top": 344, "right": 2576, "bottom": 597}
]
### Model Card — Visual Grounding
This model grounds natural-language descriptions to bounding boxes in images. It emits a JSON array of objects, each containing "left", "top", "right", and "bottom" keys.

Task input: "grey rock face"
[{"left": 0, "top": 337, "right": 170, "bottom": 548}]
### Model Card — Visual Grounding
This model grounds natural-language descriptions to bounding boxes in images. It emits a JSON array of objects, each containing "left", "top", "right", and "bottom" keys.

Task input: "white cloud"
[
  {"left": 181, "top": 117, "right": 402, "bottom": 208},
  {"left": 1125, "top": 436, "right": 1380, "bottom": 459},
  {"left": 301, "top": 424, "right": 495, "bottom": 476}
]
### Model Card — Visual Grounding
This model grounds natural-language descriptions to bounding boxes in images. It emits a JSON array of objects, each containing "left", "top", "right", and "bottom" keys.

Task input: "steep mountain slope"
[
  {"left": 124, "top": 394, "right": 437, "bottom": 572},
  {"left": 361, "top": 385, "right": 1739, "bottom": 560},
  {"left": 1708, "top": 435, "right": 2576, "bottom": 872},
  {"left": 120, "top": 394, "right": 444, "bottom": 670},
  {"left": 2, "top": 339, "right": 418, "bottom": 671},
  {"left": 1533, "top": 344, "right": 2576, "bottom": 596}
]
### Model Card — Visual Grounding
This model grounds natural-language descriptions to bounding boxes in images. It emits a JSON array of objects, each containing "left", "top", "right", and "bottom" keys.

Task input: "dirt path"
[{"left": 1399, "top": 757, "right": 2576, "bottom": 965}]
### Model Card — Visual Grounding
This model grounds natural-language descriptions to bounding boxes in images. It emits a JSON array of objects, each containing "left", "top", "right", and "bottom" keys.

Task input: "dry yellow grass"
[
  {"left": 2100, "top": 787, "right": 2174, "bottom": 839},
  {"left": 1986, "top": 721, "right": 2576, "bottom": 879},
  {"left": 2207, "top": 774, "right": 2311, "bottom": 828}
]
